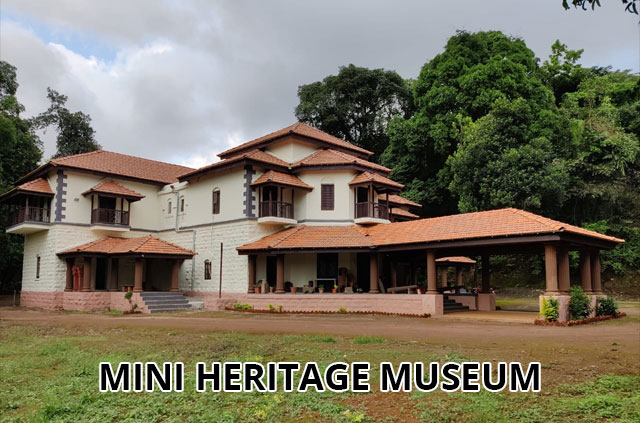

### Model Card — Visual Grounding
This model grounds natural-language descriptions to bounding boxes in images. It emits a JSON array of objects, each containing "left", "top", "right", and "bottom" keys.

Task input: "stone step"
[
  {"left": 146, "top": 303, "right": 192, "bottom": 311},
  {"left": 143, "top": 298, "right": 190, "bottom": 305},
  {"left": 139, "top": 292, "right": 193, "bottom": 313}
]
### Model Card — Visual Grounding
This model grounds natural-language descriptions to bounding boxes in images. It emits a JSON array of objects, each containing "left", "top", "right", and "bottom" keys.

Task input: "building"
[{"left": 1, "top": 122, "right": 623, "bottom": 320}]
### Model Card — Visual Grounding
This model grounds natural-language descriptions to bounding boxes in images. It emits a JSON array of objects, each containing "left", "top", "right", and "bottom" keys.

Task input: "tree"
[
  {"left": 540, "top": 41, "right": 590, "bottom": 105},
  {"left": 0, "top": 61, "right": 43, "bottom": 292},
  {"left": 562, "top": 0, "right": 638, "bottom": 14},
  {"left": 382, "top": 31, "right": 555, "bottom": 216},
  {"left": 295, "top": 64, "right": 412, "bottom": 160},
  {"left": 33, "top": 88, "right": 100, "bottom": 158}
]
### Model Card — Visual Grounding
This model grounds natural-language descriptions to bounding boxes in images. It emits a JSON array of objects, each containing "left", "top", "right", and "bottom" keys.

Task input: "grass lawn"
[{"left": 1, "top": 309, "right": 639, "bottom": 422}]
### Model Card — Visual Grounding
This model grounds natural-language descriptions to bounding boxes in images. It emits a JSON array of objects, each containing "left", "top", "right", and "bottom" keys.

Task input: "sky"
[{"left": 1, "top": 0, "right": 638, "bottom": 168}]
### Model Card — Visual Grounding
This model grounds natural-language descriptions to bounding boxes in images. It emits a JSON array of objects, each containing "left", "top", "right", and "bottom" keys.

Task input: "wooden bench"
[{"left": 387, "top": 284, "right": 419, "bottom": 294}]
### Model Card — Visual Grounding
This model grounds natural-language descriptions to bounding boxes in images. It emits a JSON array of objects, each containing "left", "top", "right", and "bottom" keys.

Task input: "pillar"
[
  {"left": 247, "top": 255, "right": 256, "bottom": 293},
  {"left": 64, "top": 259, "right": 73, "bottom": 292},
  {"left": 544, "top": 245, "right": 559, "bottom": 294},
  {"left": 390, "top": 260, "right": 397, "bottom": 288},
  {"left": 109, "top": 258, "right": 119, "bottom": 291},
  {"left": 369, "top": 253, "right": 379, "bottom": 293},
  {"left": 591, "top": 250, "right": 602, "bottom": 294},
  {"left": 81, "top": 258, "right": 91, "bottom": 292},
  {"left": 481, "top": 254, "right": 490, "bottom": 293},
  {"left": 580, "top": 251, "right": 592, "bottom": 293},
  {"left": 426, "top": 250, "right": 437, "bottom": 293},
  {"left": 557, "top": 248, "right": 570, "bottom": 293},
  {"left": 440, "top": 267, "right": 448, "bottom": 288},
  {"left": 134, "top": 258, "right": 144, "bottom": 292},
  {"left": 170, "top": 260, "right": 180, "bottom": 292},
  {"left": 456, "top": 266, "right": 463, "bottom": 286},
  {"left": 275, "top": 254, "right": 285, "bottom": 293}
]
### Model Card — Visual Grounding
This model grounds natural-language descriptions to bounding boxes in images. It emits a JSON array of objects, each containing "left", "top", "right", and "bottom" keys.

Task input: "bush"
[
  {"left": 541, "top": 297, "right": 559, "bottom": 322},
  {"left": 596, "top": 297, "right": 619, "bottom": 316},
  {"left": 569, "top": 286, "right": 592, "bottom": 319},
  {"left": 124, "top": 291, "right": 133, "bottom": 300},
  {"left": 233, "top": 303, "right": 253, "bottom": 310}
]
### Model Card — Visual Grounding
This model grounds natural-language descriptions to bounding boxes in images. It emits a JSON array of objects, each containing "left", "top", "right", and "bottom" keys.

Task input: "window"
[
  {"left": 36, "top": 255, "right": 41, "bottom": 279},
  {"left": 204, "top": 260, "right": 212, "bottom": 280},
  {"left": 180, "top": 196, "right": 185, "bottom": 213},
  {"left": 167, "top": 200, "right": 172, "bottom": 215},
  {"left": 212, "top": 190, "right": 220, "bottom": 214},
  {"left": 321, "top": 184, "right": 334, "bottom": 210}
]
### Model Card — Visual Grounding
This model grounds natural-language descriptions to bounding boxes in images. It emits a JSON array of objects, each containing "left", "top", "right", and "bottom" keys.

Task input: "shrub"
[
  {"left": 596, "top": 297, "right": 619, "bottom": 316},
  {"left": 338, "top": 307, "right": 347, "bottom": 313},
  {"left": 541, "top": 297, "right": 559, "bottom": 322},
  {"left": 569, "top": 286, "right": 592, "bottom": 319},
  {"left": 268, "top": 304, "right": 275, "bottom": 311},
  {"left": 124, "top": 291, "right": 133, "bottom": 300},
  {"left": 233, "top": 303, "right": 253, "bottom": 310}
]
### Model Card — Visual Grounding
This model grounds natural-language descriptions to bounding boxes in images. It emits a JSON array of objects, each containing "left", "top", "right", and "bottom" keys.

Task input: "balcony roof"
[
  {"left": 82, "top": 181, "right": 145, "bottom": 201},
  {"left": 0, "top": 178, "right": 54, "bottom": 203},
  {"left": 349, "top": 172, "right": 404, "bottom": 191},
  {"left": 250, "top": 170, "right": 313, "bottom": 191},
  {"left": 58, "top": 235, "right": 196, "bottom": 258}
]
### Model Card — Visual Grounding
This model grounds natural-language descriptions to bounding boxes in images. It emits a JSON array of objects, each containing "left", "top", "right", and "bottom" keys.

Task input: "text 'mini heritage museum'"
[{"left": 1, "top": 122, "right": 622, "bottom": 320}]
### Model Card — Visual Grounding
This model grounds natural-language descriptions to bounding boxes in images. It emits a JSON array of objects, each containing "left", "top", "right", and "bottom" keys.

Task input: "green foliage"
[
  {"left": 561, "top": 0, "right": 638, "bottom": 14},
  {"left": 268, "top": 304, "right": 275, "bottom": 311},
  {"left": 338, "top": 307, "right": 346, "bottom": 313},
  {"left": 596, "top": 297, "right": 619, "bottom": 316},
  {"left": 233, "top": 303, "right": 253, "bottom": 310},
  {"left": 295, "top": 64, "right": 412, "bottom": 161},
  {"left": 541, "top": 297, "right": 560, "bottom": 322},
  {"left": 124, "top": 291, "right": 133, "bottom": 300},
  {"left": 352, "top": 336, "right": 385, "bottom": 344},
  {"left": 569, "top": 286, "right": 592, "bottom": 319}
]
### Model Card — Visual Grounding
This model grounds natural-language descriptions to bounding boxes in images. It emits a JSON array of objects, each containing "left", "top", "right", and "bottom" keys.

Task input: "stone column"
[
  {"left": 426, "top": 250, "right": 437, "bottom": 293},
  {"left": 369, "top": 253, "right": 379, "bottom": 293},
  {"left": 109, "top": 258, "right": 119, "bottom": 291},
  {"left": 544, "top": 245, "right": 559, "bottom": 294},
  {"left": 591, "top": 250, "right": 602, "bottom": 294},
  {"left": 390, "top": 260, "right": 397, "bottom": 288},
  {"left": 247, "top": 255, "right": 256, "bottom": 293},
  {"left": 134, "top": 258, "right": 144, "bottom": 292},
  {"left": 64, "top": 259, "right": 73, "bottom": 292},
  {"left": 456, "top": 266, "right": 463, "bottom": 286},
  {"left": 580, "top": 250, "right": 592, "bottom": 293},
  {"left": 275, "top": 255, "right": 285, "bottom": 293},
  {"left": 557, "top": 248, "right": 570, "bottom": 293},
  {"left": 170, "top": 260, "right": 180, "bottom": 292},
  {"left": 440, "top": 267, "right": 448, "bottom": 288},
  {"left": 481, "top": 254, "right": 490, "bottom": 293},
  {"left": 81, "top": 258, "right": 92, "bottom": 292}
]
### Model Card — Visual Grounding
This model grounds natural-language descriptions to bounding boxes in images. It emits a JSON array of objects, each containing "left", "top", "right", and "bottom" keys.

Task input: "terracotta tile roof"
[
  {"left": 292, "top": 149, "right": 391, "bottom": 173},
  {"left": 238, "top": 208, "right": 623, "bottom": 252},
  {"left": 58, "top": 236, "right": 196, "bottom": 257},
  {"left": 82, "top": 181, "right": 145, "bottom": 199},
  {"left": 218, "top": 122, "right": 373, "bottom": 159},
  {"left": 349, "top": 172, "right": 404, "bottom": 190},
  {"left": 0, "top": 178, "right": 54, "bottom": 202},
  {"left": 250, "top": 170, "right": 313, "bottom": 190},
  {"left": 390, "top": 208, "right": 419, "bottom": 219},
  {"left": 381, "top": 194, "right": 421, "bottom": 208},
  {"left": 18, "top": 150, "right": 194, "bottom": 185},
  {"left": 436, "top": 256, "right": 476, "bottom": 265},
  {"left": 179, "top": 149, "right": 289, "bottom": 180}
]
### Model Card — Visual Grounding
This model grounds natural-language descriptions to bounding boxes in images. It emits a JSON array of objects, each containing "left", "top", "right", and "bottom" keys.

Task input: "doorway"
[
  {"left": 317, "top": 253, "right": 338, "bottom": 291},
  {"left": 266, "top": 256, "right": 277, "bottom": 287},
  {"left": 356, "top": 253, "right": 370, "bottom": 292},
  {"left": 95, "top": 258, "right": 107, "bottom": 290}
]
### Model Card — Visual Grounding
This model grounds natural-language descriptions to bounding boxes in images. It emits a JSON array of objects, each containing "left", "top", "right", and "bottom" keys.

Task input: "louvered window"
[
  {"left": 321, "top": 184, "right": 334, "bottom": 211},
  {"left": 212, "top": 190, "right": 220, "bottom": 214}
]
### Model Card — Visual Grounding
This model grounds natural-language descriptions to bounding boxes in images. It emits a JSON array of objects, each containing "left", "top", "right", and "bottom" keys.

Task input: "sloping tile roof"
[
  {"left": 250, "top": 170, "right": 313, "bottom": 190},
  {"left": 82, "top": 181, "right": 145, "bottom": 199},
  {"left": 292, "top": 149, "right": 391, "bottom": 173},
  {"left": 179, "top": 149, "right": 290, "bottom": 180},
  {"left": 238, "top": 208, "right": 623, "bottom": 252},
  {"left": 218, "top": 122, "right": 372, "bottom": 158},
  {"left": 18, "top": 150, "right": 194, "bottom": 185},
  {"left": 349, "top": 172, "right": 404, "bottom": 190},
  {"left": 436, "top": 256, "right": 476, "bottom": 265},
  {"left": 58, "top": 236, "right": 196, "bottom": 257},
  {"left": 390, "top": 208, "right": 419, "bottom": 219},
  {"left": 381, "top": 194, "right": 421, "bottom": 208},
  {"left": 0, "top": 178, "right": 54, "bottom": 202}
]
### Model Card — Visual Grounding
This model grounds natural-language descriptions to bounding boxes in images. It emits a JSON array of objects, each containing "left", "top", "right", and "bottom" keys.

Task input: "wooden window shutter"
[
  {"left": 212, "top": 190, "right": 220, "bottom": 214},
  {"left": 321, "top": 184, "right": 334, "bottom": 211},
  {"left": 204, "top": 260, "right": 212, "bottom": 280}
]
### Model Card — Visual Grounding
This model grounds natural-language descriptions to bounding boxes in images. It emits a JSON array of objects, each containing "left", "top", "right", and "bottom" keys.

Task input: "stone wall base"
[
  {"left": 448, "top": 294, "right": 478, "bottom": 311},
  {"left": 477, "top": 293, "right": 496, "bottom": 311},
  {"left": 20, "top": 291, "right": 148, "bottom": 313}
]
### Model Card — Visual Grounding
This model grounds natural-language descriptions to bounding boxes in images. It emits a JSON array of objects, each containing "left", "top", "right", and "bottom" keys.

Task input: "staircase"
[
  {"left": 139, "top": 292, "right": 192, "bottom": 313},
  {"left": 443, "top": 295, "right": 470, "bottom": 313}
]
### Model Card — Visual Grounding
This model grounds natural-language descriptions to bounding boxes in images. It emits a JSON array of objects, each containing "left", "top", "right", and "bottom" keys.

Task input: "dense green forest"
[{"left": 296, "top": 31, "right": 640, "bottom": 280}]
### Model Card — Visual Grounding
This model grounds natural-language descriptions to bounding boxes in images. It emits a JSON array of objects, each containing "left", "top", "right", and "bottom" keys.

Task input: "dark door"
[
  {"left": 98, "top": 196, "right": 116, "bottom": 209},
  {"left": 95, "top": 258, "right": 107, "bottom": 290},
  {"left": 357, "top": 253, "right": 370, "bottom": 292},
  {"left": 266, "top": 256, "right": 277, "bottom": 287},
  {"left": 317, "top": 253, "right": 338, "bottom": 291},
  {"left": 357, "top": 187, "right": 369, "bottom": 203}
]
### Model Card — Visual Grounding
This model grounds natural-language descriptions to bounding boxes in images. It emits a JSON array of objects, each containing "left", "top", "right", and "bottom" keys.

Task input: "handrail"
[
  {"left": 259, "top": 201, "right": 293, "bottom": 219},
  {"left": 91, "top": 208, "right": 130, "bottom": 225},
  {"left": 10, "top": 206, "right": 50, "bottom": 225},
  {"left": 355, "top": 201, "right": 389, "bottom": 219}
]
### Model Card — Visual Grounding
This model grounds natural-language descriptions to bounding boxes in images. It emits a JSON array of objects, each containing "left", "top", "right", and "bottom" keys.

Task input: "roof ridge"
[
  {"left": 55, "top": 150, "right": 194, "bottom": 171},
  {"left": 268, "top": 225, "right": 305, "bottom": 248},
  {"left": 508, "top": 208, "right": 564, "bottom": 231}
]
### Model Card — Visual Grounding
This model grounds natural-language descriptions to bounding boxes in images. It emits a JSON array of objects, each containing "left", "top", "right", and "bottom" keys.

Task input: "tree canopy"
[{"left": 562, "top": 0, "right": 638, "bottom": 14}]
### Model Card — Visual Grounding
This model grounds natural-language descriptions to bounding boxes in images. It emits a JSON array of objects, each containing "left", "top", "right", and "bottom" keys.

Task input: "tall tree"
[
  {"left": 295, "top": 64, "right": 413, "bottom": 161},
  {"left": 33, "top": 88, "right": 100, "bottom": 158},
  {"left": 0, "top": 61, "right": 43, "bottom": 291},
  {"left": 382, "top": 31, "right": 555, "bottom": 216},
  {"left": 562, "top": 0, "right": 638, "bottom": 14}
]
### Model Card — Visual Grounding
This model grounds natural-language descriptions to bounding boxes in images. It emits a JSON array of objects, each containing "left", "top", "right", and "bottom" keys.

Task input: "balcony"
[
  {"left": 90, "top": 208, "right": 130, "bottom": 232},
  {"left": 7, "top": 206, "right": 51, "bottom": 234},
  {"left": 354, "top": 202, "right": 390, "bottom": 225},
  {"left": 258, "top": 201, "right": 297, "bottom": 225}
]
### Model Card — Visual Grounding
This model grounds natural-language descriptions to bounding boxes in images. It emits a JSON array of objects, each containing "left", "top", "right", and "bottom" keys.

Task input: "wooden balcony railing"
[
  {"left": 91, "top": 208, "right": 130, "bottom": 226},
  {"left": 259, "top": 201, "right": 293, "bottom": 219},
  {"left": 10, "top": 206, "right": 51, "bottom": 226},
  {"left": 355, "top": 202, "right": 389, "bottom": 220}
]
